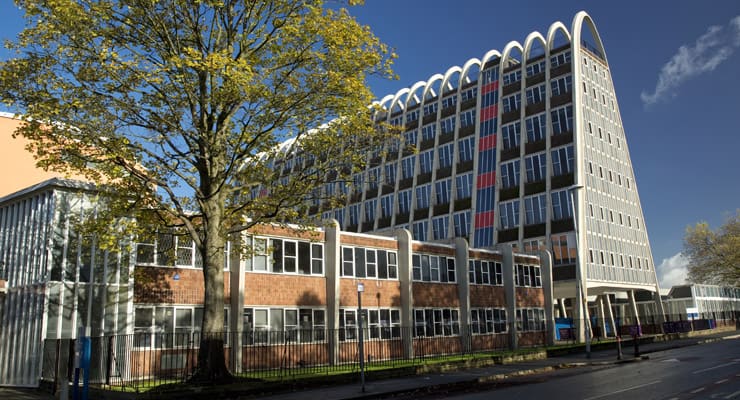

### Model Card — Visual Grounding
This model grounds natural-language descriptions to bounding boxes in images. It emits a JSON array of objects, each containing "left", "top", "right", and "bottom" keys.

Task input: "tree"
[
  {"left": 683, "top": 210, "right": 740, "bottom": 287},
  {"left": 0, "top": 0, "right": 394, "bottom": 381}
]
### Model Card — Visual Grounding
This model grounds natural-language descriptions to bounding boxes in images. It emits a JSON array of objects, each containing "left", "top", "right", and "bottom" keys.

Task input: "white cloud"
[
  {"left": 656, "top": 252, "right": 689, "bottom": 289},
  {"left": 641, "top": 15, "right": 740, "bottom": 106}
]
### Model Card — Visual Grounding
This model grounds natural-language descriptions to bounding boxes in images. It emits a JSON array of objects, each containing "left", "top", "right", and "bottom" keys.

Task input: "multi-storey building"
[{"left": 289, "top": 11, "right": 664, "bottom": 334}]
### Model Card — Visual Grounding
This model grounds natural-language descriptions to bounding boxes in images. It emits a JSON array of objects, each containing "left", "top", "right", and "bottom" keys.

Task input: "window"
[
  {"left": 550, "top": 232, "right": 576, "bottom": 265},
  {"left": 367, "top": 167, "right": 380, "bottom": 190},
  {"left": 243, "top": 238, "right": 322, "bottom": 275},
  {"left": 412, "top": 220, "right": 428, "bottom": 241},
  {"left": 423, "top": 102, "right": 438, "bottom": 117},
  {"left": 364, "top": 199, "right": 376, "bottom": 222},
  {"left": 380, "top": 194, "right": 394, "bottom": 218},
  {"left": 550, "top": 50, "right": 571, "bottom": 67},
  {"left": 341, "top": 246, "right": 398, "bottom": 279},
  {"left": 366, "top": 308, "right": 402, "bottom": 340},
  {"left": 401, "top": 156, "right": 415, "bottom": 179},
  {"left": 500, "top": 160, "right": 520, "bottom": 188},
  {"left": 515, "top": 264, "right": 542, "bottom": 287},
  {"left": 412, "top": 254, "right": 456, "bottom": 283},
  {"left": 471, "top": 308, "right": 507, "bottom": 334},
  {"left": 461, "top": 87, "right": 478, "bottom": 102},
  {"left": 499, "top": 200, "right": 520, "bottom": 229},
  {"left": 525, "top": 114, "right": 547, "bottom": 142},
  {"left": 460, "top": 109, "right": 476, "bottom": 128},
  {"left": 416, "top": 184, "right": 431, "bottom": 209},
  {"left": 405, "top": 109, "right": 419, "bottom": 123},
  {"left": 469, "top": 260, "right": 503, "bottom": 285},
  {"left": 414, "top": 308, "right": 460, "bottom": 337},
  {"left": 349, "top": 203, "right": 360, "bottom": 226},
  {"left": 551, "top": 146, "right": 574, "bottom": 176},
  {"left": 503, "top": 69, "right": 521, "bottom": 85},
  {"left": 458, "top": 136, "right": 474, "bottom": 162},
  {"left": 440, "top": 115, "right": 456, "bottom": 134},
  {"left": 525, "top": 84, "right": 546, "bottom": 105},
  {"left": 437, "top": 143, "right": 454, "bottom": 169},
  {"left": 244, "top": 308, "right": 326, "bottom": 344},
  {"left": 501, "top": 122, "right": 521, "bottom": 150},
  {"left": 502, "top": 93, "right": 521, "bottom": 113},
  {"left": 526, "top": 60, "right": 545, "bottom": 77},
  {"left": 441, "top": 95, "right": 457, "bottom": 109},
  {"left": 525, "top": 153, "right": 547, "bottom": 183},
  {"left": 455, "top": 173, "right": 473, "bottom": 200},
  {"left": 516, "top": 308, "right": 546, "bottom": 331},
  {"left": 403, "top": 130, "right": 418, "bottom": 148},
  {"left": 453, "top": 211, "right": 471, "bottom": 237},
  {"left": 384, "top": 162, "right": 397, "bottom": 184},
  {"left": 550, "top": 190, "right": 573, "bottom": 220},
  {"left": 134, "top": 306, "right": 228, "bottom": 348},
  {"left": 524, "top": 194, "right": 547, "bottom": 225},
  {"left": 398, "top": 190, "right": 411, "bottom": 214},
  {"left": 432, "top": 216, "right": 449, "bottom": 240},
  {"left": 421, "top": 123, "right": 436, "bottom": 141},
  {"left": 136, "top": 232, "right": 202, "bottom": 268},
  {"left": 419, "top": 150, "right": 434, "bottom": 174},
  {"left": 435, "top": 179, "right": 452, "bottom": 205},
  {"left": 550, "top": 75, "right": 572, "bottom": 96},
  {"left": 551, "top": 105, "right": 573, "bottom": 135}
]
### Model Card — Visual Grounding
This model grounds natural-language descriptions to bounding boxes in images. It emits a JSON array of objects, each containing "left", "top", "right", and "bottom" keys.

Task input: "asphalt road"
[{"left": 446, "top": 337, "right": 740, "bottom": 400}]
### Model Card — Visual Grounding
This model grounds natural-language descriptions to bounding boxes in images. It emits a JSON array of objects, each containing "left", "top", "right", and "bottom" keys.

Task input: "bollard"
[
  {"left": 632, "top": 334, "right": 640, "bottom": 357},
  {"left": 616, "top": 335, "right": 622, "bottom": 360}
]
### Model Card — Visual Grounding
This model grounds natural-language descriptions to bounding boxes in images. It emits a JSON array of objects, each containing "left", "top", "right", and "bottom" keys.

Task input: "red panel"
[
  {"left": 475, "top": 210, "right": 495, "bottom": 228},
  {"left": 479, "top": 134, "right": 497, "bottom": 151},
  {"left": 476, "top": 171, "right": 496, "bottom": 188}
]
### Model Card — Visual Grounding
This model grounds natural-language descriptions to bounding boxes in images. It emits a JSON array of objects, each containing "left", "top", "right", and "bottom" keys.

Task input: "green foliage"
[
  {"left": 1, "top": 0, "right": 395, "bottom": 378},
  {"left": 683, "top": 210, "right": 740, "bottom": 287}
]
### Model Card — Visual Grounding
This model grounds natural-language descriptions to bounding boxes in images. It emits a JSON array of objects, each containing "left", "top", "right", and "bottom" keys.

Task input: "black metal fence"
[
  {"left": 39, "top": 314, "right": 736, "bottom": 393},
  {"left": 40, "top": 325, "right": 548, "bottom": 392}
]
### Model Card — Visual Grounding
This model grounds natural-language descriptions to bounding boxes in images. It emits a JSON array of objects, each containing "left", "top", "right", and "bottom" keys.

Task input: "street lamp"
[
  {"left": 568, "top": 184, "right": 590, "bottom": 358},
  {"left": 357, "top": 282, "right": 366, "bottom": 392}
]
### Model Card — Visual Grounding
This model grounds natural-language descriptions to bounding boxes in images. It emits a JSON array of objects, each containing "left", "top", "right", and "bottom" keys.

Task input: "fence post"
[{"left": 105, "top": 336, "right": 113, "bottom": 386}]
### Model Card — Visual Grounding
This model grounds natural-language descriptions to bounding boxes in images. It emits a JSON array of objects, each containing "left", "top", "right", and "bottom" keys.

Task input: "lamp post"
[
  {"left": 357, "top": 282, "right": 366, "bottom": 392},
  {"left": 568, "top": 184, "right": 590, "bottom": 358}
]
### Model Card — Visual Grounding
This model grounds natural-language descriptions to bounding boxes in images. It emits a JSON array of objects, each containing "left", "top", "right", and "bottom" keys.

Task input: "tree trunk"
[{"left": 190, "top": 197, "right": 233, "bottom": 384}]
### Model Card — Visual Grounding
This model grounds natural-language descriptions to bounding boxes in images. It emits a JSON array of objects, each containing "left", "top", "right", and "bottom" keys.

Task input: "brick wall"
[
  {"left": 338, "top": 278, "right": 401, "bottom": 307},
  {"left": 469, "top": 285, "right": 506, "bottom": 307},
  {"left": 134, "top": 266, "right": 230, "bottom": 304},
  {"left": 515, "top": 287, "right": 545, "bottom": 307},
  {"left": 413, "top": 283, "right": 459, "bottom": 307},
  {"left": 244, "top": 273, "right": 326, "bottom": 306}
]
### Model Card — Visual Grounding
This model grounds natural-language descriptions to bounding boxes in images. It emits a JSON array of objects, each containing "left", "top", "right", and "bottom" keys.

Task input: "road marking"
[
  {"left": 662, "top": 358, "right": 680, "bottom": 362},
  {"left": 693, "top": 361, "right": 739, "bottom": 374},
  {"left": 582, "top": 380, "right": 661, "bottom": 400},
  {"left": 725, "top": 390, "right": 740, "bottom": 399},
  {"left": 716, "top": 379, "right": 729, "bottom": 384},
  {"left": 690, "top": 387, "right": 705, "bottom": 394}
]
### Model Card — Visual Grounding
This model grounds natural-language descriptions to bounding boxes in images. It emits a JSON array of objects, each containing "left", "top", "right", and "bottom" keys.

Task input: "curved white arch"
[
  {"left": 389, "top": 88, "right": 411, "bottom": 114},
  {"left": 461, "top": 57, "right": 482, "bottom": 86},
  {"left": 378, "top": 94, "right": 395, "bottom": 111},
  {"left": 405, "top": 80, "right": 427, "bottom": 108},
  {"left": 481, "top": 49, "right": 502, "bottom": 68},
  {"left": 546, "top": 21, "right": 572, "bottom": 52},
  {"left": 572, "top": 11, "right": 608, "bottom": 63},
  {"left": 421, "top": 73, "right": 444, "bottom": 101},
  {"left": 441, "top": 65, "right": 463, "bottom": 94},
  {"left": 500, "top": 40, "right": 524, "bottom": 70},
  {"left": 523, "top": 31, "right": 547, "bottom": 61}
]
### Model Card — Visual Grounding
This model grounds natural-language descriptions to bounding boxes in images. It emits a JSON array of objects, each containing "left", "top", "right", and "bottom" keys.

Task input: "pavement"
[{"left": 2, "top": 330, "right": 737, "bottom": 400}]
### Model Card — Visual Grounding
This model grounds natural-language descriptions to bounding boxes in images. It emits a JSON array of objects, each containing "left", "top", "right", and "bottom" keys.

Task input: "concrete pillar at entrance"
[
  {"left": 653, "top": 284, "right": 666, "bottom": 332},
  {"left": 496, "top": 243, "right": 517, "bottom": 350},
  {"left": 454, "top": 238, "right": 471, "bottom": 353},
  {"left": 395, "top": 228, "right": 414, "bottom": 359},
  {"left": 228, "top": 232, "right": 247, "bottom": 373},
  {"left": 324, "top": 220, "right": 341, "bottom": 365},
  {"left": 537, "top": 250, "right": 555, "bottom": 346},
  {"left": 604, "top": 294, "right": 617, "bottom": 337}
]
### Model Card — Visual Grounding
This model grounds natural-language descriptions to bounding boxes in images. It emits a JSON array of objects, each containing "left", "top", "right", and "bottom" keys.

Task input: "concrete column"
[
  {"left": 537, "top": 250, "right": 555, "bottom": 346},
  {"left": 496, "top": 243, "right": 517, "bottom": 350},
  {"left": 604, "top": 294, "right": 617, "bottom": 337},
  {"left": 454, "top": 238, "right": 471, "bottom": 353},
  {"left": 558, "top": 298, "right": 568, "bottom": 318},
  {"left": 228, "top": 232, "right": 246, "bottom": 373},
  {"left": 324, "top": 220, "right": 341, "bottom": 365},
  {"left": 597, "top": 296, "right": 606, "bottom": 339},
  {"left": 652, "top": 284, "right": 666, "bottom": 332},
  {"left": 395, "top": 228, "right": 414, "bottom": 359},
  {"left": 628, "top": 290, "right": 641, "bottom": 328}
]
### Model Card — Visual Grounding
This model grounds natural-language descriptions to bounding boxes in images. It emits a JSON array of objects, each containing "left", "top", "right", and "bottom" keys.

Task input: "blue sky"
[{"left": 1, "top": 1, "right": 739, "bottom": 288}]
